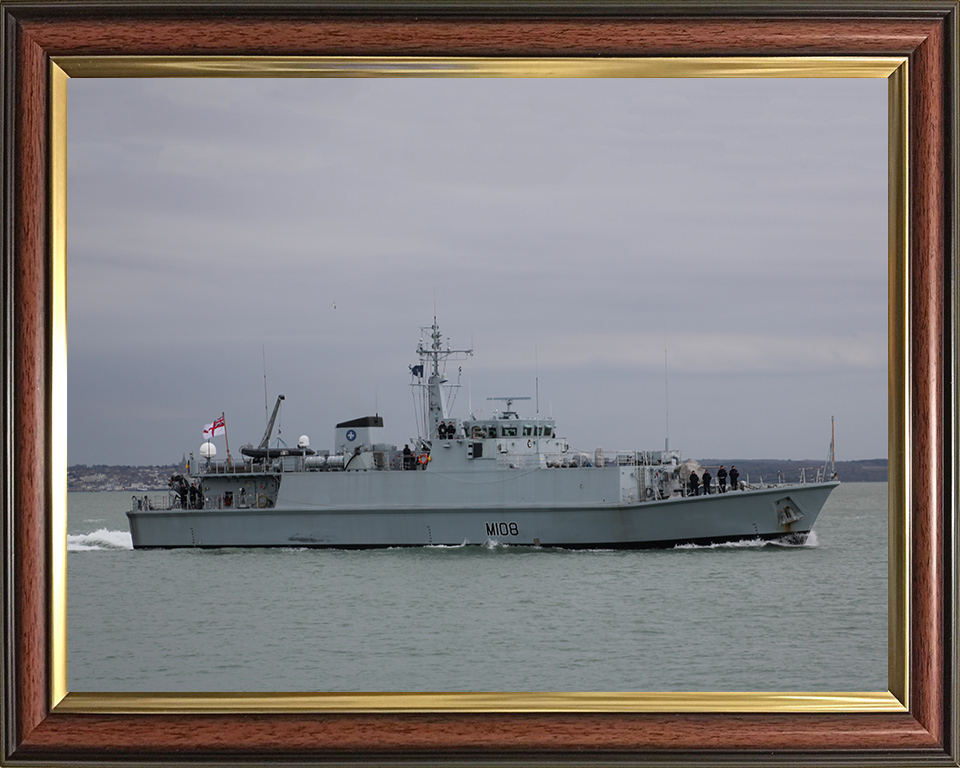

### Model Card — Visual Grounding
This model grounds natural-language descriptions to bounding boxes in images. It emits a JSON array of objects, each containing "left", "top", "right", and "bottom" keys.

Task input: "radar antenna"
[{"left": 486, "top": 396, "right": 530, "bottom": 418}]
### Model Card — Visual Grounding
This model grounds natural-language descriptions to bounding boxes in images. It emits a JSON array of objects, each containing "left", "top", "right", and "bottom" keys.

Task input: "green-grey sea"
[{"left": 67, "top": 482, "right": 887, "bottom": 692}]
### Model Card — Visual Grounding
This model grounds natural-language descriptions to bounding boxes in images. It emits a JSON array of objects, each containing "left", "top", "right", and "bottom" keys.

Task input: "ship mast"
[{"left": 414, "top": 318, "right": 472, "bottom": 443}]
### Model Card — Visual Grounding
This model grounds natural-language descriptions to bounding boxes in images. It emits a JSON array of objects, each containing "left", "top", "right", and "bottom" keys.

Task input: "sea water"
[{"left": 67, "top": 482, "right": 887, "bottom": 692}]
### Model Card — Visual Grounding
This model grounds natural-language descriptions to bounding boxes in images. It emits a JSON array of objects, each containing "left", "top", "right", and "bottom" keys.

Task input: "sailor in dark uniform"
[
  {"left": 688, "top": 470, "right": 700, "bottom": 497},
  {"left": 717, "top": 465, "right": 728, "bottom": 493},
  {"left": 729, "top": 465, "right": 740, "bottom": 491},
  {"left": 702, "top": 468, "right": 712, "bottom": 495}
]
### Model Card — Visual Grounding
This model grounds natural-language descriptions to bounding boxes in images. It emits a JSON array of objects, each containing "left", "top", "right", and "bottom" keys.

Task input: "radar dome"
[
  {"left": 298, "top": 435, "right": 310, "bottom": 449},
  {"left": 200, "top": 441, "right": 217, "bottom": 459}
]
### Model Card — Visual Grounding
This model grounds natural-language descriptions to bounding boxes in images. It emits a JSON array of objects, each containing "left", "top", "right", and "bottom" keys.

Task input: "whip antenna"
[
  {"left": 535, "top": 346, "right": 539, "bottom": 416},
  {"left": 663, "top": 308, "right": 670, "bottom": 452},
  {"left": 262, "top": 345, "right": 269, "bottom": 428}
]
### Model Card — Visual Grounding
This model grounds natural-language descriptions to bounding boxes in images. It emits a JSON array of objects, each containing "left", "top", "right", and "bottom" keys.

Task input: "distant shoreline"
[{"left": 67, "top": 457, "right": 888, "bottom": 492}]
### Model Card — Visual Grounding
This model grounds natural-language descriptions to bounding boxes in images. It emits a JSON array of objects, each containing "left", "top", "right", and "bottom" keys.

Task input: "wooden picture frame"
[{"left": 2, "top": 3, "right": 956, "bottom": 765}]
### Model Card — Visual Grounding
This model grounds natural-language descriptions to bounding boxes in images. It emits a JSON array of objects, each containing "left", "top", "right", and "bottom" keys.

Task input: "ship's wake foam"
[
  {"left": 674, "top": 530, "right": 819, "bottom": 550},
  {"left": 68, "top": 528, "right": 133, "bottom": 551}
]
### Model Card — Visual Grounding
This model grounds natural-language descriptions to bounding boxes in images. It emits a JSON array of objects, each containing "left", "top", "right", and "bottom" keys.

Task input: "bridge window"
[
  {"left": 543, "top": 426, "right": 553, "bottom": 437},
  {"left": 502, "top": 426, "right": 517, "bottom": 437},
  {"left": 523, "top": 425, "right": 533, "bottom": 437}
]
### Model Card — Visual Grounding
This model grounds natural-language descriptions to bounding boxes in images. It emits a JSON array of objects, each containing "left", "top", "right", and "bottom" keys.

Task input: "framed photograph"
[
  {"left": 64, "top": 65, "right": 893, "bottom": 698},
  {"left": 2, "top": 3, "right": 956, "bottom": 765}
]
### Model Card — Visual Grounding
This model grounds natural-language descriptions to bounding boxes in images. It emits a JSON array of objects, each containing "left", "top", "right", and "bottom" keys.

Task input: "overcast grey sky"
[{"left": 67, "top": 77, "right": 887, "bottom": 466}]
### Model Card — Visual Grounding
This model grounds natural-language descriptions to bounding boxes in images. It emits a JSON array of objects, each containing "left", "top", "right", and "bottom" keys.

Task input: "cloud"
[
  {"left": 66, "top": 77, "right": 888, "bottom": 464},
  {"left": 487, "top": 330, "right": 886, "bottom": 374}
]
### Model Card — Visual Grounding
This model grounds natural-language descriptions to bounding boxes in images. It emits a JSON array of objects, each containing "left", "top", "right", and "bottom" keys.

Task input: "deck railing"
[
  {"left": 188, "top": 451, "right": 836, "bottom": 486},
  {"left": 130, "top": 493, "right": 177, "bottom": 512},
  {"left": 194, "top": 458, "right": 265, "bottom": 475}
]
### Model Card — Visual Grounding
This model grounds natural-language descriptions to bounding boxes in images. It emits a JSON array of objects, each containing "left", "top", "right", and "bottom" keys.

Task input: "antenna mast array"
[{"left": 410, "top": 318, "right": 473, "bottom": 442}]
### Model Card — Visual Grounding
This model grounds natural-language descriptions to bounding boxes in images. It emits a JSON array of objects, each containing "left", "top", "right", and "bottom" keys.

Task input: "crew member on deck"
[
  {"left": 702, "top": 468, "right": 712, "bottom": 495},
  {"left": 729, "top": 465, "right": 740, "bottom": 491},
  {"left": 688, "top": 470, "right": 700, "bottom": 497},
  {"left": 717, "top": 465, "right": 728, "bottom": 493}
]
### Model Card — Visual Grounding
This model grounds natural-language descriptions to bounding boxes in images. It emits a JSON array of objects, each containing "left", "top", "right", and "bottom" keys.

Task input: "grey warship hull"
[
  {"left": 128, "top": 320, "right": 839, "bottom": 550},
  {"left": 127, "top": 467, "right": 838, "bottom": 549}
]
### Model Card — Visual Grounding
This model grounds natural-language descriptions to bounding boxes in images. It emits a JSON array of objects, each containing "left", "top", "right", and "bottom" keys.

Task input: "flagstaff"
[{"left": 223, "top": 411, "right": 232, "bottom": 468}]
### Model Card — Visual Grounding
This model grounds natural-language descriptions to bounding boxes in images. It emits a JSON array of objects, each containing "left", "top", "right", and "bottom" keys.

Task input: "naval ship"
[{"left": 127, "top": 320, "right": 840, "bottom": 549}]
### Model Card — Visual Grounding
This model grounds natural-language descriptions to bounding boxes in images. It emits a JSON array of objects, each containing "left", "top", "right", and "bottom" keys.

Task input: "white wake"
[{"left": 67, "top": 528, "right": 133, "bottom": 551}]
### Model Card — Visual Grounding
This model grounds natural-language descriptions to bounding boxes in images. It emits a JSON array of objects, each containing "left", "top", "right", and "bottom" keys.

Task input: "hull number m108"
[{"left": 486, "top": 521, "right": 519, "bottom": 537}]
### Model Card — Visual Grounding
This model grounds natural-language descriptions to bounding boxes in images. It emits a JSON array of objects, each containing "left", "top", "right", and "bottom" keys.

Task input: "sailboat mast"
[{"left": 831, "top": 415, "right": 836, "bottom": 478}]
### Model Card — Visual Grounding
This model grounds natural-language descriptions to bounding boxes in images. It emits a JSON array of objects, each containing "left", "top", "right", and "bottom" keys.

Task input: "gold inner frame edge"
[{"left": 49, "top": 55, "right": 909, "bottom": 714}]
